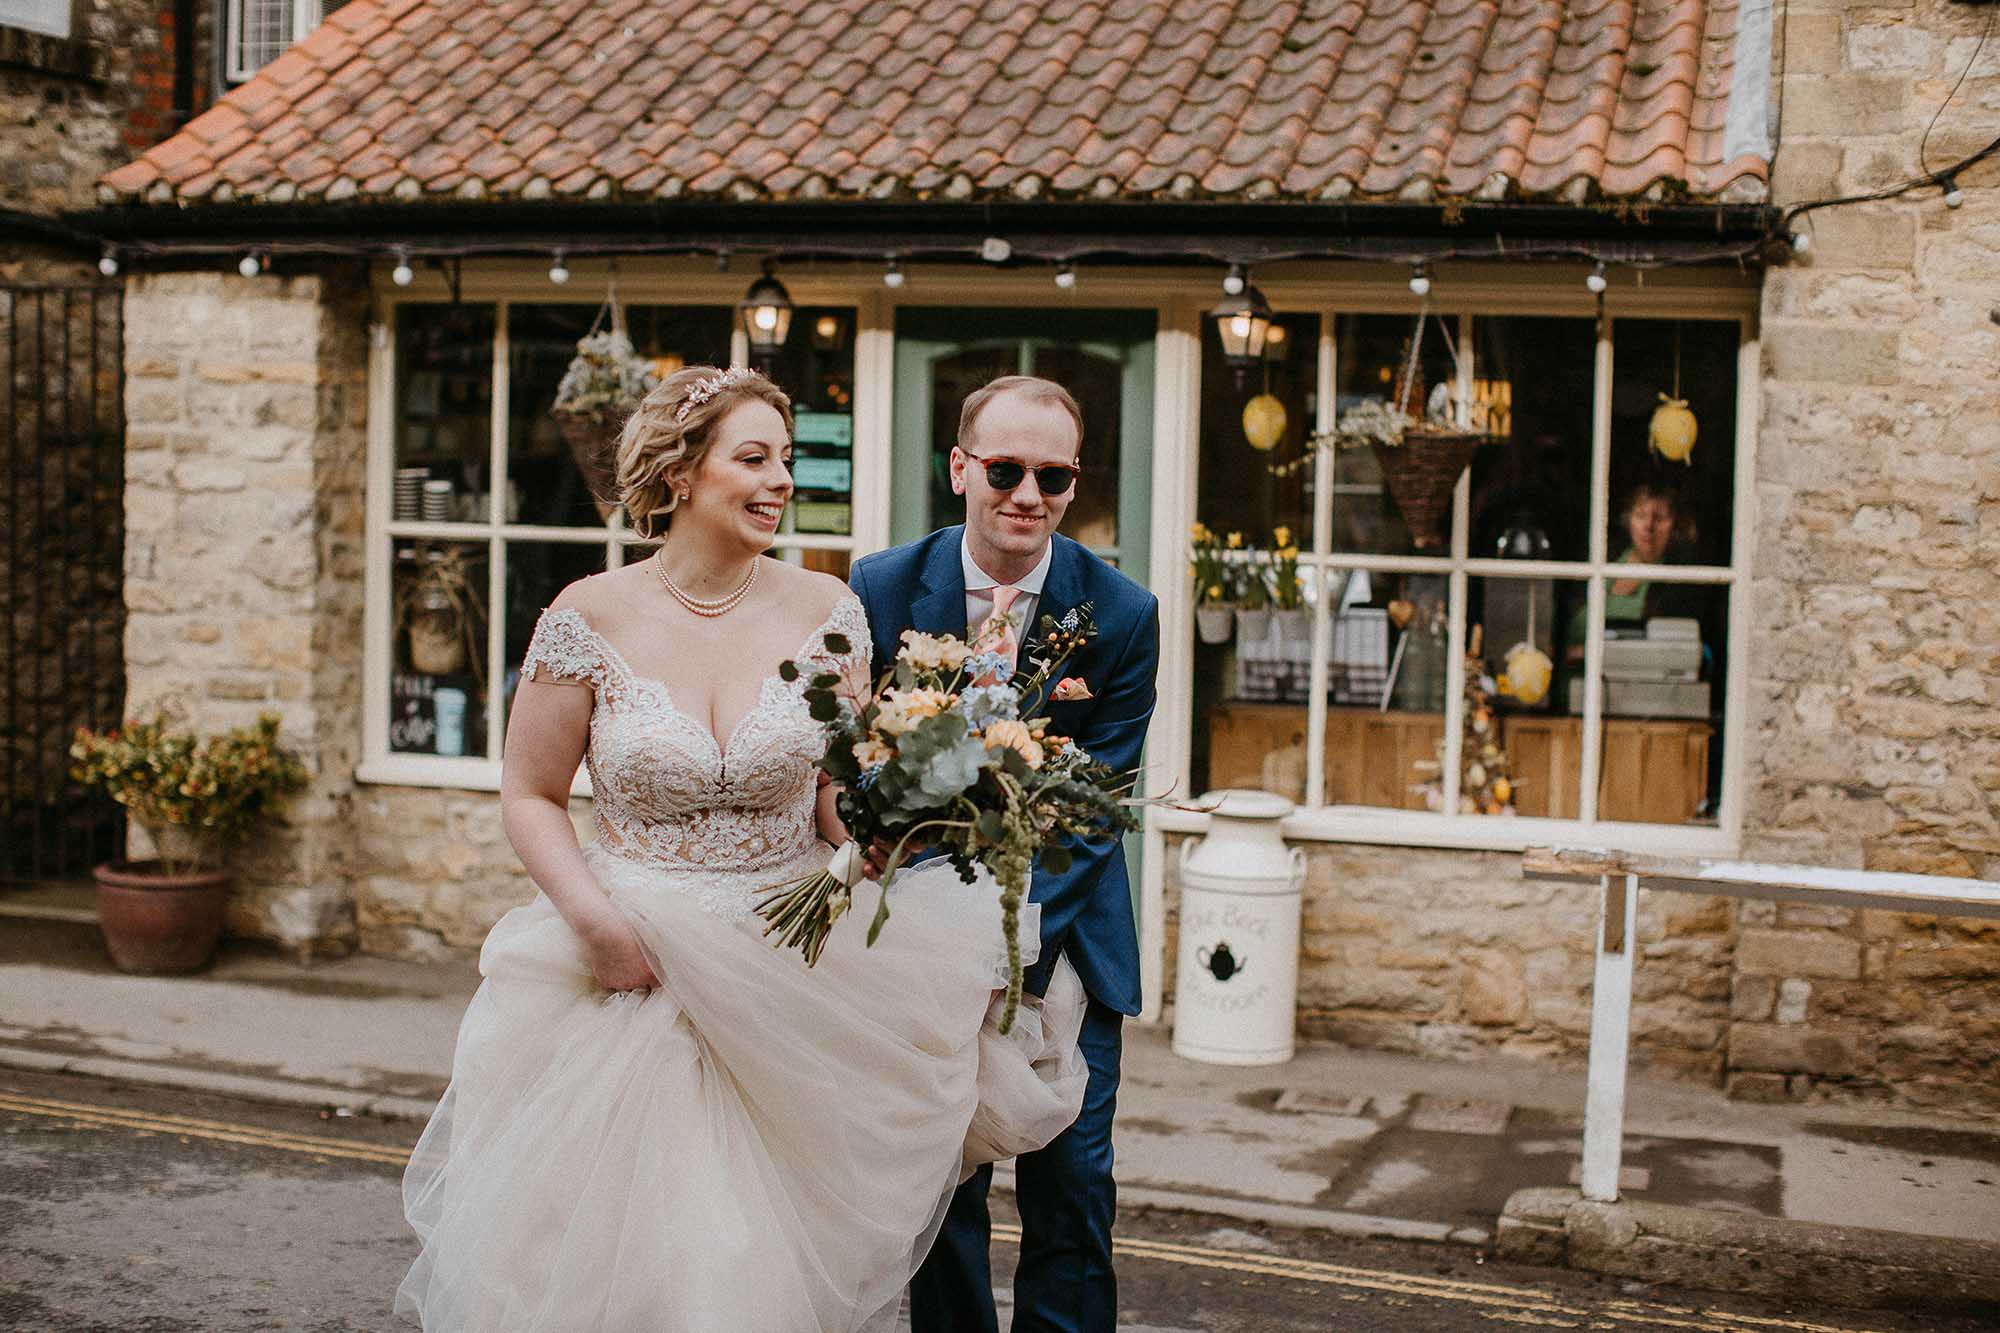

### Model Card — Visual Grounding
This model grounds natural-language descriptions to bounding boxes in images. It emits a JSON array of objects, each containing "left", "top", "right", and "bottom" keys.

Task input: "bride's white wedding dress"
[{"left": 396, "top": 594, "right": 1088, "bottom": 1332}]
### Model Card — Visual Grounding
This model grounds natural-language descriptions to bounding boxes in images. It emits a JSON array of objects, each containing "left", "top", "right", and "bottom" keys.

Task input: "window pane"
[
  {"left": 1469, "top": 316, "right": 1596, "bottom": 563},
  {"left": 1580, "top": 574, "right": 1725, "bottom": 826},
  {"left": 507, "top": 304, "right": 733, "bottom": 529},
  {"left": 395, "top": 305, "right": 495, "bottom": 523},
  {"left": 1193, "top": 564, "right": 1328, "bottom": 804},
  {"left": 1323, "top": 569, "right": 1445, "bottom": 809},
  {"left": 1330, "top": 314, "right": 1461, "bottom": 555},
  {"left": 390, "top": 539, "right": 490, "bottom": 758},
  {"left": 774, "top": 548, "right": 851, "bottom": 581},
  {"left": 1470, "top": 574, "right": 1583, "bottom": 818},
  {"left": 1197, "top": 312, "right": 1319, "bottom": 549},
  {"left": 501, "top": 540, "right": 610, "bottom": 747},
  {"left": 764, "top": 307, "right": 857, "bottom": 538},
  {"left": 1609, "top": 319, "right": 1738, "bottom": 566}
]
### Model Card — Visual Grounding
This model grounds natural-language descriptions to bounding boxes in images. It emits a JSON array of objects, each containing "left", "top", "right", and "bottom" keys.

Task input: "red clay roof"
[{"left": 98, "top": 0, "right": 1771, "bottom": 209}]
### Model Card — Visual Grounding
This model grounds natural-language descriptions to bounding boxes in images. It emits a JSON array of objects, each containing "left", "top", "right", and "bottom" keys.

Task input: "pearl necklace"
[{"left": 654, "top": 550, "right": 758, "bottom": 618}]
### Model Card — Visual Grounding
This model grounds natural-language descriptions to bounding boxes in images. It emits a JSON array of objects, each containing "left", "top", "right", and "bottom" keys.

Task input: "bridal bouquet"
[{"left": 759, "top": 604, "right": 1138, "bottom": 1032}]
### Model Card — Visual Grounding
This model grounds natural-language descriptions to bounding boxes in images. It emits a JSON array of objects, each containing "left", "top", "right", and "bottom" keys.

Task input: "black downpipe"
[{"left": 172, "top": 0, "right": 197, "bottom": 129}]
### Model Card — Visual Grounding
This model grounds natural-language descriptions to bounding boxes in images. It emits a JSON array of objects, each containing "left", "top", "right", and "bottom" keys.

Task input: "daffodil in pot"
[
  {"left": 69, "top": 712, "right": 309, "bottom": 974},
  {"left": 1269, "top": 526, "right": 1309, "bottom": 643},
  {"left": 1190, "top": 522, "right": 1235, "bottom": 644}
]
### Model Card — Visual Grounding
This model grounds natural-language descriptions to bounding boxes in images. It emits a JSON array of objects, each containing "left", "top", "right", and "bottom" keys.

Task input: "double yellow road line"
[
  {"left": 0, "top": 1088, "right": 1883, "bottom": 1332},
  {"left": 989, "top": 1224, "right": 1882, "bottom": 1332},
  {"left": 0, "top": 1089, "right": 411, "bottom": 1168}
]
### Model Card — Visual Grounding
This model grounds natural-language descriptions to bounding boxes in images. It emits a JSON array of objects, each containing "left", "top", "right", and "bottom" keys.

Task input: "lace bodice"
[{"left": 521, "top": 595, "right": 870, "bottom": 895}]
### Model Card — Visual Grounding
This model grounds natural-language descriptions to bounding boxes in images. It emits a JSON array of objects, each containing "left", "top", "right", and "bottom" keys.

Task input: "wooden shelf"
[{"left": 1208, "top": 702, "right": 1710, "bottom": 824}]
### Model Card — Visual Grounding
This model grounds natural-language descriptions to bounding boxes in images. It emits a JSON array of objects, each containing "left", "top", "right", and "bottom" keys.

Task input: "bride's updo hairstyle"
[{"left": 616, "top": 365, "right": 795, "bottom": 539}]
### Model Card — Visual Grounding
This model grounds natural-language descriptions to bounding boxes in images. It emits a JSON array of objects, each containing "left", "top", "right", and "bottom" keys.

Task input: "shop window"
[
  {"left": 369, "top": 294, "right": 860, "bottom": 784},
  {"left": 1188, "top": 306, "right": 1743, "bottom": 844}
]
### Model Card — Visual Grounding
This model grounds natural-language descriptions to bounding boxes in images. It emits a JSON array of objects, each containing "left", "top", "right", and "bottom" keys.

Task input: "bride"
[{"left": 396, "top": 366, "right": 1087, "bottom": 1331}]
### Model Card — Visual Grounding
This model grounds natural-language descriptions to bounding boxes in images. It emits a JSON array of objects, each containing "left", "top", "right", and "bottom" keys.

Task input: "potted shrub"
[
  {"left": 549, "top": 313, "right": 657, "bottom": 522},
  {"left": 69, "top": 712, "right": 309, "bottom": 973},
  {"left": 1190, "top": 521, "right": 1235, "bottom": 644}
]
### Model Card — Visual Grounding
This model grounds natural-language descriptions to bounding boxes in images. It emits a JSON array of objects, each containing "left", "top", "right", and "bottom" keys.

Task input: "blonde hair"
[{"left": 615, "top": 366, "right": 794, "bottom": 539}]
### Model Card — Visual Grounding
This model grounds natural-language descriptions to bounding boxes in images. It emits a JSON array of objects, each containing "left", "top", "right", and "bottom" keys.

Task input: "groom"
[{"left": 851, "top": 375, "right": 1159, "bottom": 1332}]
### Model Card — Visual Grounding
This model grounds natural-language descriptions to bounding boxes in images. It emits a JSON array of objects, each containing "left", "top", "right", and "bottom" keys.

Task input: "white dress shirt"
[{"left": 961, "top": 534, "right": 1052, "bottom": 645}]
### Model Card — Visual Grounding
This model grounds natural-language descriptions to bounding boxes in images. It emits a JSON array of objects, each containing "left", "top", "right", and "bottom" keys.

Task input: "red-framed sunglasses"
[{"left": 960, "top": 450, "right": 1082, "bottom": 496}]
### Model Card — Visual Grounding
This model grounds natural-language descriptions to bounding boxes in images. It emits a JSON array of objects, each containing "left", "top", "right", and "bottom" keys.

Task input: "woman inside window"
[{"left": 1565, "top": 477, "right": 1707, "bottom": 664}]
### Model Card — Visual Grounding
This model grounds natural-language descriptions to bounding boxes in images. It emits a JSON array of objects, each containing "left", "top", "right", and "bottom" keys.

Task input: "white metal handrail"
[{"left": 1522, "top": 846, "right": 2000, "bottom": 1203}]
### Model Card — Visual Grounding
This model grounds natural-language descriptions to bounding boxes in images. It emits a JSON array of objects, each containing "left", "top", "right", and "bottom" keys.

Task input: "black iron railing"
[{"left": 2, "top": 283, "right": 125, "bottom": 882}]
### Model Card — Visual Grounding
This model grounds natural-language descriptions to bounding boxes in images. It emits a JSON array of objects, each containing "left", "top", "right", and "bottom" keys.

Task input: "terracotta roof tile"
[{"left": 101, "top": 0, "right": 1769, "bottom": 209}]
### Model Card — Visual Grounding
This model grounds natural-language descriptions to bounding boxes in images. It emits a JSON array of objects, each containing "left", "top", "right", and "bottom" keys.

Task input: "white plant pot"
[
  {"left": 1172, "top": 789, "right": 1305, "bottom": 1067},
  {"left": 1195, "top": 604, "right": 1234, "bottom": 644},
  {"left": 1234, "top": 607, "right": 1274, "bottom": 643},
  {"left": 1273, "top": 608, "right": 1310, "bottom": 643}
]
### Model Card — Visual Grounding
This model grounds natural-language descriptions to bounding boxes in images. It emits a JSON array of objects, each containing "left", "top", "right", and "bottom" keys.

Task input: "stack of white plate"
[
  {"left": 421, "top": 479, "right": 453, "bottom": 523},
  {"left": 394, "top": 468, "right": 428, "bottom": 521}
]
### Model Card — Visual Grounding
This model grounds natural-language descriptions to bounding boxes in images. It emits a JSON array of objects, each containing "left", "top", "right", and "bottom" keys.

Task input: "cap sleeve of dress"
[
  {"left": 798, "top": 593, "right": 872, "bottom": 695},
  {"left": 520, "top": 607, "right": 605, "bottom": 688}
]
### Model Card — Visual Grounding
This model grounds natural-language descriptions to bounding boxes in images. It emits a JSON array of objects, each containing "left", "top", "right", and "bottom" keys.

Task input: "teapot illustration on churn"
[{"left": 1197, "top": 941, "right": 1246, "bottom": 982}]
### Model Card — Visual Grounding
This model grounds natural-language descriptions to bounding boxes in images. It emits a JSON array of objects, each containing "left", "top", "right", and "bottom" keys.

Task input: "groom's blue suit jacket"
[{"left": 851, "top": 527, "right": 1159, "bottom": 1017}]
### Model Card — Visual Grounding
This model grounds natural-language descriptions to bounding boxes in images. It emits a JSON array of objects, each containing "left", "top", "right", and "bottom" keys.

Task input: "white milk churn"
[{"left": 1171, "top": 789, "right": 1305, "bottom": 1066}]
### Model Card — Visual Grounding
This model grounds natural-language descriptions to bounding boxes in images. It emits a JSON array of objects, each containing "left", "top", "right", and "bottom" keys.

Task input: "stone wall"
[
  {"left": 1741, "top": 0, "right": 2000, "bottom": 1111},
  {"left": 1163, "top": 840, "right": 1736, "bottom": 1082},
  {"left": 122, "top": 267, "right": 369, "bottom": 954},
  {"left": 352, "top": 787, "right": 575, "bottom": 959}
]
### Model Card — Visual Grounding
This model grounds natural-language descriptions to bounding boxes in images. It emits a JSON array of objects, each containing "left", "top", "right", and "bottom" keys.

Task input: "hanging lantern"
[
  {"left": 1209, "top": 284, "right": 1272, "bottom": 387},
  {"left": 1242, "top": 393, "right": 1288, "bottom": 450},
  {"left": 737, "top": 259, "right": 793, "bottom": 360},
  {"left": 1649, "top": 392, "right": 1697, "bottom": 464}
]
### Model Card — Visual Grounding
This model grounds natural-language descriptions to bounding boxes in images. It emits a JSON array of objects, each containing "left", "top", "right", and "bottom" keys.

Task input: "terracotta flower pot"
[{"left": 91, "top": 861, "right": 230, "bottom": 974}]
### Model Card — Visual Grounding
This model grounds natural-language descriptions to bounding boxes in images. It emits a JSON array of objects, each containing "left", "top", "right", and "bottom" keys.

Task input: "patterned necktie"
[{"left": 980, "top": 585, "right": 1021, "bottom": 683}]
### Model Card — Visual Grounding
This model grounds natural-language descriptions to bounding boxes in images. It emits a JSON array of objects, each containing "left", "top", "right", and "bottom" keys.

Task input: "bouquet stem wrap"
[{"left": 757, "top": 840, "right": 866, "bottom": 968}]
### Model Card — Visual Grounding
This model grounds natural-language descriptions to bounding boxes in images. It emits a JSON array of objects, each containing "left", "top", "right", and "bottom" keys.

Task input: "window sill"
[
  {"left": 356, "top": 755, "right": 593, "bottom": 800},
  {"left": 0, "top": 25, "right": 106, "bottom": 81},
  {"left": 1148, "top": 802, "right": 1737, "bottom": 858}
]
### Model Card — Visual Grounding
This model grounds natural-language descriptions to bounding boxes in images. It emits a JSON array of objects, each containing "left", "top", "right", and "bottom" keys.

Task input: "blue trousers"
[{"left": 910, "top": 995, "right": 1124, "bottom": 1333}]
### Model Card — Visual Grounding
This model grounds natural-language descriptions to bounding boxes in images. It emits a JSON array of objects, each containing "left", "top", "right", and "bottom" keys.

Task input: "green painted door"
[
  {"left": 890, "top": 307, "right": 1155, "bottom": 587},
  {"left": 890, "top": 307, "right": 1157, "bottom": 915}
]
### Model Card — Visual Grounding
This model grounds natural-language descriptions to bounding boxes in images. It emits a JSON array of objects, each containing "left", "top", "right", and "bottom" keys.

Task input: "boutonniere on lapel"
[{"left": 1020, "top": 602, "right": 1097, "bottom": 709}]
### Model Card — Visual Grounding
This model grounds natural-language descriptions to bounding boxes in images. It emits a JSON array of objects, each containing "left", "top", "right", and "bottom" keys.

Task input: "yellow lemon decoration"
[
  {"left": 1242, "top": 393, "right": 1288, "bottom": 451},
  {"left": 1501, "top": 642, "right": 1553, "bottom": 707},
  {"left": 1649, "top": 393, "right": 1697, "bottom": 464}
]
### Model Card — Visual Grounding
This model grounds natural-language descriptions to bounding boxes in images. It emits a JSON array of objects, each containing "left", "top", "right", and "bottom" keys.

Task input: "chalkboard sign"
[{"left": 391, "top": 671, "right": 482, "bottom": 756}]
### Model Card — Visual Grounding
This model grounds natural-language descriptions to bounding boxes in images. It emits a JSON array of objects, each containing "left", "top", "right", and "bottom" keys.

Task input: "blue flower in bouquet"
[
  {"left": 956, "top": 683, "right": 1021, "bottom": 728},
  {"left": 961, "top": 650, "right": 1011, "bottom": 684}
]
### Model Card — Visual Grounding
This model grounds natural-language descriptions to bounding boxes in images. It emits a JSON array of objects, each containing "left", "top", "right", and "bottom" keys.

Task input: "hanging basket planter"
[
  {"left": 549, "top": 407, "right": 625, "bottom": 522},
  {"left": 1374, "top": 428, "right": 1486, "bottom": 551},
  {"left": 549, "top": 271, "right": 655, "bottom": 525}
]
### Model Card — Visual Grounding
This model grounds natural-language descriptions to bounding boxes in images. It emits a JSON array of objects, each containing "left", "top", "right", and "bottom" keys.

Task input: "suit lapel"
[
  {"left": 1019, "top": 537, "right": 1085, "bottom": 710},
  {"left": 911, "top": 526, "right": 969, "bottom": 638}
]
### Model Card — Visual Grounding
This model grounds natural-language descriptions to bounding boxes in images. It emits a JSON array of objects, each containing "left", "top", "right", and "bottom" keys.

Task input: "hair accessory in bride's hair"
[{"left": 675, "top": 366, "right": 760, "bottom": 424}]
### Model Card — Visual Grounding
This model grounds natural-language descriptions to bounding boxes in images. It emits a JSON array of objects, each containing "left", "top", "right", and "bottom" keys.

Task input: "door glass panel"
[{"left": 892, "top": 307, "right": 1155, "bottom": 580}]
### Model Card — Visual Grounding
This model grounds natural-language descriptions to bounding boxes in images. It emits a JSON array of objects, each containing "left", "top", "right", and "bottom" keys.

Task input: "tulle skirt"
[{"left": 395, "top": 842, "right": 1087, "bottom": 1332}]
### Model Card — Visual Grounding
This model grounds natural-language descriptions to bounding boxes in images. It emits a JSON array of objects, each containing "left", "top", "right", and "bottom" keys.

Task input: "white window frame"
[
  {"left": 357, "top": 261, "right": 885, "bottom": 792},
  {"left": 357, "top": 261, "right": 1758, "bottom": 991},
  {"left": 0, "top": 0, "right": 71, "bottom": 38},
  {"left": 224, "top": 0, "right": 322, "bottom": 83}
]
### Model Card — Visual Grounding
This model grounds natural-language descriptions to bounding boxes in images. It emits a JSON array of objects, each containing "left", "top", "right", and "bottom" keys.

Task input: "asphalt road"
[{"left": 0, "top": 1067, "right": 1987, "bottom": 1332}]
